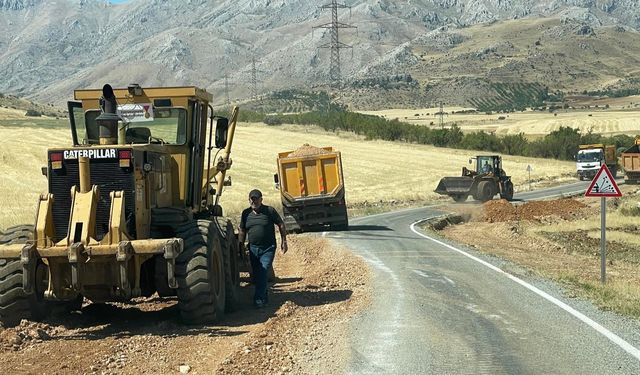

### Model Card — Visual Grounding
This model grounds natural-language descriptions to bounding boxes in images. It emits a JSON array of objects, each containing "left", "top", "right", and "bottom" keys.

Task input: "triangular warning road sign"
[{"left": 585, "top": 164, "right": 622, "bottom": 197}]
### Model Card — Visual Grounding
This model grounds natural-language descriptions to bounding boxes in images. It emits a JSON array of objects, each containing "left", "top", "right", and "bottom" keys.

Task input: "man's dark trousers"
[{"left": 249, "top": 243, "right": 276, "bottom": 305}]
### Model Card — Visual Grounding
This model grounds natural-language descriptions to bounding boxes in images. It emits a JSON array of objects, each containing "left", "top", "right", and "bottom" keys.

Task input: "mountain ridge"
[{"left": 1, "top": 0, "right": 640, "bottom": 108}]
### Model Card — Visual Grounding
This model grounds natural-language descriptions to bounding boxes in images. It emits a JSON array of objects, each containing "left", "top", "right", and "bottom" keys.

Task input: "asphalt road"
[{"left": 325, "top": 180, "right": 640, "bottom": 374}]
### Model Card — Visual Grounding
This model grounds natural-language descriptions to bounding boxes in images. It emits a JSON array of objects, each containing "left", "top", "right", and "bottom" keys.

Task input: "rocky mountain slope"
[{"left": 1, "top": 0, "right": 640, "bottom": 108}]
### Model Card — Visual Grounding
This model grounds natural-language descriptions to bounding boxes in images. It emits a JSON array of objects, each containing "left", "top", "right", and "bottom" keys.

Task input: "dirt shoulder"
[
  {"left": 0, "top": 236, "right": 371, "bottom": 375},
  {"left": 429, "top": 185, "right": 640, "bottom": 319}
]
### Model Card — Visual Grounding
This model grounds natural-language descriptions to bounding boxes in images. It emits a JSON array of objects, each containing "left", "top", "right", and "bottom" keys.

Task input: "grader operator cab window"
[{"left": 78, "top": 108, "right": 188, "bottom": 145}]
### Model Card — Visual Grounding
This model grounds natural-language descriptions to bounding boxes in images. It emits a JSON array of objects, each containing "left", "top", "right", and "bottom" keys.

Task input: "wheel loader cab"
[{"left": 476, "top": 155, "right": 502, "bottom": 176}]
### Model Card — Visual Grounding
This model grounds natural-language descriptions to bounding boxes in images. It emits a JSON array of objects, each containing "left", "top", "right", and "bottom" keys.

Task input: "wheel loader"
[
  {"left": 0, "top": 84, "right": 242, "bottom": 326},
  {"left": 434, "top": 155, "right": 514, "bottom": 202}
]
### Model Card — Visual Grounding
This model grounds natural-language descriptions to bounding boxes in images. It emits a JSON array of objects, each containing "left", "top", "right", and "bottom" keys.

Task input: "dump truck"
[
  {"left": 576, "top": 144, "right": 617, "bottom": 180},
  {"left": 621, "top": 137, "right": 640, "bottom": 184},
  {"left": 274, "top": 144, "right": 348, "bottom": 232},
  {"left": 0, "top": 84, "right": 242, "bottom": 326},
  {"left": 435, "top": 155, "right": 514, "bottom": 202}
]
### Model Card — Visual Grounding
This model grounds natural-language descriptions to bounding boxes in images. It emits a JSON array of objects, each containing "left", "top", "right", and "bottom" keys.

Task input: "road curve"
[{"left": 324, "top": 181, "right": 640, "bottom": 374}]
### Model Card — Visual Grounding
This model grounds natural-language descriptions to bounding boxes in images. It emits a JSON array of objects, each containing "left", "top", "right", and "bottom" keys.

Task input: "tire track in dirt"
[{"left": 0, "top": 236, "right": 371, "bottom": 375}]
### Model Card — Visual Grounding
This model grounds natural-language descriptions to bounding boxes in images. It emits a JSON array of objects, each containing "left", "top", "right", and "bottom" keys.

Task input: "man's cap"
[{"left": 249, "top": 189, "right": 262, "bottom": 199}]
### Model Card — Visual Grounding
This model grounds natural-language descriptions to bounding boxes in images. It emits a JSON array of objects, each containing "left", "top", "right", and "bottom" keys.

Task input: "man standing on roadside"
[{"left": 239, "top": 189, "right": 288, "bottom": 308}]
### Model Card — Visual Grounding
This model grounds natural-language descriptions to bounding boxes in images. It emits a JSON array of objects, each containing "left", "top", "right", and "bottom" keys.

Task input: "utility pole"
[{"left": 313, "top": 0, "right": 356, "bottom": 89}]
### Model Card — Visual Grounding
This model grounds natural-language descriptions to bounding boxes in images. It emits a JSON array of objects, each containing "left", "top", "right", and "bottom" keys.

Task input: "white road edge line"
[{"left": 409, "top": 219, "right": 640, "bottom": 361}]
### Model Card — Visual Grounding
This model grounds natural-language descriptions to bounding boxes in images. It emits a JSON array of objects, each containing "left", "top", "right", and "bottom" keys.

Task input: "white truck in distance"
[{"left": 576, "top": 144, "right": 617, "bottom": 181}]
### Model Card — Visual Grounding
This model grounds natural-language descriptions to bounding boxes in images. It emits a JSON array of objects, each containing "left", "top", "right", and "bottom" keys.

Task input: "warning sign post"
[{"left": 584, "top": 164, "right": 622, "bottom": 284}]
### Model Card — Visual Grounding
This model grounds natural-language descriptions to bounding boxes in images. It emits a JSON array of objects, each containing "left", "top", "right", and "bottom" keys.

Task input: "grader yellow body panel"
[{"left": 0, "top": 84, "right": 241, "bottom": 326}]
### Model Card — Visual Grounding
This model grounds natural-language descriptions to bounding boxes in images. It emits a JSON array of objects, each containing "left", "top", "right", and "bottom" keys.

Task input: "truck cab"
[{"left": 576, "top": 144, "right": 617, "bottom": 181}]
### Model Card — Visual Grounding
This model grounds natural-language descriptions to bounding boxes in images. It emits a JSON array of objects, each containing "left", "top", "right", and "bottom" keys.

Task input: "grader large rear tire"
[
  {"left": 175, "top": 220, "right": 226, "bottom": 324},
  {"left": 0, "top": 225, "right": 48, "bottom": 327},
  {"left": 215, "top": 217, "right": 240, "bottom": 312}
]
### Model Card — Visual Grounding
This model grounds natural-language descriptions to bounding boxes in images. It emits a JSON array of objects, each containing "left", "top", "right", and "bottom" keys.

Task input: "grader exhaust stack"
[{"left": 95, "top": 84, "right": 121, "bottom": 145}]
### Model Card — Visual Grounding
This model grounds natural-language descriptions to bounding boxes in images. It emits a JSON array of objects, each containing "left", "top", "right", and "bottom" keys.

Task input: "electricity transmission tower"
[
  {"left": 313, "top": 0, "right": 356, "bottom": 89},
  {"left": 224, "top": 73, "right": 231, "bottom": 105},
  {"left": 438, "top": 102, "right": 445, "bottom": 128},
  {"left": 248, "top": 55, "right": 268, "bottom": 102},
  {"left": 250, "top": 56, "right": 259, "bottom": 99}
]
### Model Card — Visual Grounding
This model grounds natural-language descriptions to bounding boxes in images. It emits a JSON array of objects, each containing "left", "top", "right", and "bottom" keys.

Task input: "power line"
[{"left": 313, "top": 0, "right": 356, "bottom": 89}]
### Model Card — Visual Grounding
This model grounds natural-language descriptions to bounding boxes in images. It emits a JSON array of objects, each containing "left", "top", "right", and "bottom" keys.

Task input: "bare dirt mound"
[
  {"left": 483, "top": 199, "right": 587, "bottom": 223},
  {"left": 0, "top": 236, "right": 370, "bottom": 375},
  {"left": 287, "top": 144, "right": 330, "bottom": 158}
]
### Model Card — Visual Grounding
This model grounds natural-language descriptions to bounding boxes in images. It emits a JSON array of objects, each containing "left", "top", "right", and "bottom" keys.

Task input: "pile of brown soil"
[
  {"left": 287, "top": 144, "right": 330, "bottom": 158},
  {"left": 483, "top": 199, "right": 587, "bottom": 223}
]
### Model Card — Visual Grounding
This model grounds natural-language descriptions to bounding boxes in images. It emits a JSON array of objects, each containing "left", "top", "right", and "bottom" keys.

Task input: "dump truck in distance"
[
  {"left": 576, "top": 144, "right": 617, "bottom": 180},
  {"left": 621, "top": 137, "right": 640, "bottom": 184},
  {"left": 274, "top": 144, "right": 348, "bottom": 232}
]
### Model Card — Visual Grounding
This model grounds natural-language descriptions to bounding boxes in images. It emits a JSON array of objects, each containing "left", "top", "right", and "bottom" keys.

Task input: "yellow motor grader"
[{"left": 0, "top": 84, "right": 241, "bottom": 326}]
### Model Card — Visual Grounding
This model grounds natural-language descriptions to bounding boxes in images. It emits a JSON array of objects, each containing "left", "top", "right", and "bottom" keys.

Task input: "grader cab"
[{"left": 0, "top": 84, "right": 241, "bottom": 326}]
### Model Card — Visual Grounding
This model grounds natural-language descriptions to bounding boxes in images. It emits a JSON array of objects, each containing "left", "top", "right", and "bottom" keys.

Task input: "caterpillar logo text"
[{"left": 63, "top": 149, "right": 118, "bottom": 159}]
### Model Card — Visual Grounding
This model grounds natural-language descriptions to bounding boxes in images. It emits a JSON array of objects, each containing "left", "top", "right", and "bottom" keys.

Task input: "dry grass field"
[
  {"left": 0, "top": 115, "right": 575, "bottom": 229},
  {"left": 359, "top": 105, "right": 640, "bottom": 137}
]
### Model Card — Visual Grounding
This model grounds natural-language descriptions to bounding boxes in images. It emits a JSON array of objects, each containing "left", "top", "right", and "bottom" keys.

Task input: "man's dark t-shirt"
[{"left": 240, "top": 205, "right": 283, "bottom": 247}]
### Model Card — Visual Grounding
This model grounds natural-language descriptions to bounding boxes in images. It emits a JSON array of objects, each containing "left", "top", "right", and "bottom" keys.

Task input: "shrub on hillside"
[
  {"left": 25, "top": 109, "right": 42, "bottom": 117},
  {"left": 263, "top": 116, "right": 283, "bottom": 126}
]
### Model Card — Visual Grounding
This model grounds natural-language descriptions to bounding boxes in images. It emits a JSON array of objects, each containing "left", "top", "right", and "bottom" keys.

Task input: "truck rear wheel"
[
  {"left": 175, "top": 220, "right": 225, "bottom": 324},
  {"left": 0, "top": 225, "right": 48, "bottom": 327}
]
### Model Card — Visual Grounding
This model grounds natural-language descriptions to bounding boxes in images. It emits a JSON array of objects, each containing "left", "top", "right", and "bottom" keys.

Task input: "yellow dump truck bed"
[
  {"left": 277, "top": 146, "right": 344, "bottom": 202},
  {"left": 621, "top": 143, "right": 640, "bottom": 182}
]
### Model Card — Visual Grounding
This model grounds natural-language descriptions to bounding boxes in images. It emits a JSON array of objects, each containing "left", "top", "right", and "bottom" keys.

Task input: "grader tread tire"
[
  {"left": 215, "top": 217, "right": 240, "bottom": 312},
  {"left": 0, "top": 225, "right": 47, "bottom": 327},
  {"left": 175, "top": 220, "right": 225, "bottom": 324}
]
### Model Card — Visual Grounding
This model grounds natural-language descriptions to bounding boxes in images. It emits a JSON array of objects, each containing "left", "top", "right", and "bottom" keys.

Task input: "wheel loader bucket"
[{"left": 434, "top": 177, "right": 475, "bottom": 196}]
